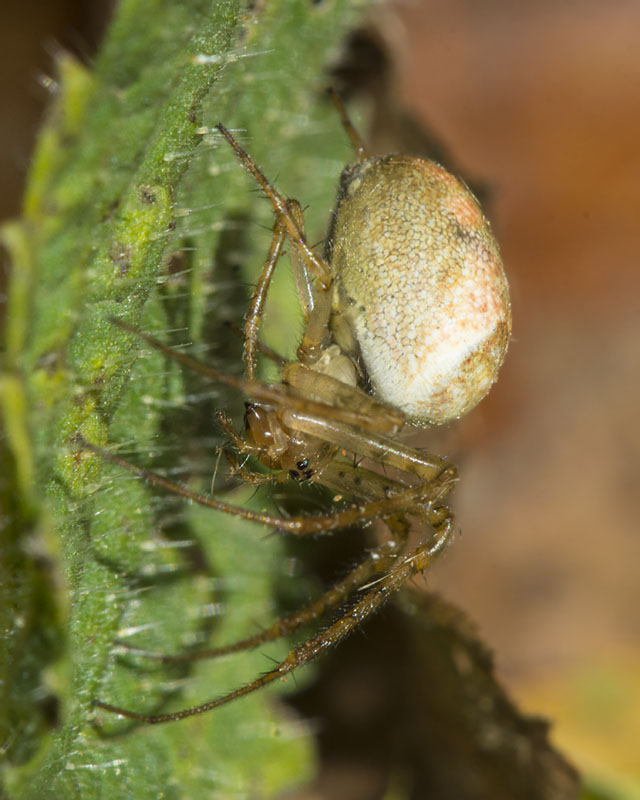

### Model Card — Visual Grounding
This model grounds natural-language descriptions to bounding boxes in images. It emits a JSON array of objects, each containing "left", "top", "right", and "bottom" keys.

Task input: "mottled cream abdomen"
[{"left": 330, "top": 155, "right": 511, "bottom": 425}]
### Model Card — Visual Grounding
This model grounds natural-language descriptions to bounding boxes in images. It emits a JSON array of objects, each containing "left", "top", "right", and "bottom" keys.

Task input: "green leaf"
[{"left": 1, "top": 0, "right": 372, "bottom": 796}]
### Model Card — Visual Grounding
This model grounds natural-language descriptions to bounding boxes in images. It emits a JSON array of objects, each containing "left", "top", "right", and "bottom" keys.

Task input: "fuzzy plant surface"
[{"left": 0, "top": 0, "right": 374, "bottom": 797}]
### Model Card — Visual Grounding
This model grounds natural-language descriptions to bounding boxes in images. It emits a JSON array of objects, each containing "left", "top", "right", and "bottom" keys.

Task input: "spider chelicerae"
[{"left": 87, "top": 90, "right": 511, "bottom": 724}]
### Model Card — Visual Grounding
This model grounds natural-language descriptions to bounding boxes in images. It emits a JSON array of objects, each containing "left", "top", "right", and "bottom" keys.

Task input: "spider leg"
[
  {"left": 225, "top": 320, "right": 286, "bottom": 367},
  {"left": 242, "top": 198, "right": 333, "bottom": 376},
  {"left": 214, "top": 414, "right": 286, "bottom": 484},
  {"left": 224, "top": 452, "right": 284, "bottom": 486},
  {"left": 327, "top": 87, "right": 368, "bottom": 161},
  {"left": 216, "top": 124, "right": 337, "bottom": 367},
  {"left": 93, "top": 512, "right": 451, "bottom": 724},
  {"left": 111, "top": 462, "right": 416, "bottom": 663},
  {"left": 81, "top": 437, "right": 455, "bottom": 535},
  {"left": 113, "top": 519, "right": 409, "bottom": 663},
  {"left": 283, "top": 364, "right": 405, "bottom": 434},
  {"left": 284, "top": 409, "right": 452, "bottom": 482},
  {"left": 244, "top": 218, "right": 287, "bottom": 379},
  {"left": 215, "top": 410, "right": 263, "bottom": 457},
  {"left": 110, "top": 317, "right": 399, "bottom": 435},
  {"left": 284, "top": 199, "right": 315, "bottom": 321},
  {"left": 216, "top": 124, "right": 332, "bottom": 290}
]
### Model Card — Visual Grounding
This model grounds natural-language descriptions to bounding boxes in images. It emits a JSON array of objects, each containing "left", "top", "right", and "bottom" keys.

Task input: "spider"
[{"left": 88, "top": 90, "right": 511, "bottom": 724}]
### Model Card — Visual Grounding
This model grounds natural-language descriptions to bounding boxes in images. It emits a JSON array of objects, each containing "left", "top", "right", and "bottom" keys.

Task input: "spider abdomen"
[{"left": 330, "top": 155, "right": 511, "bottom": 426}]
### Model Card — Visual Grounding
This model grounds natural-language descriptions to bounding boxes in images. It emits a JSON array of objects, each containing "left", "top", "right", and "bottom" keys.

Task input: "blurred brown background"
[
  {"left": 375, "top": 0, "right": 640, "bottom": 786},
  {"left": 2, "top": 0, "right": 638, "bottom": 791}
]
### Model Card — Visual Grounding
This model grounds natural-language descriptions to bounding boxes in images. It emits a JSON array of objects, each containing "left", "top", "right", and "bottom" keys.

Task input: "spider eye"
[
  {"left": 289, "top": 466, "right": 314, "bottom": 482},
  {"left": 296, "top": 459, "right": 309, "bottom": 470}
]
